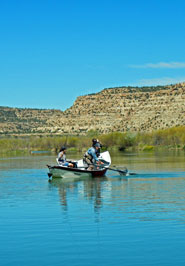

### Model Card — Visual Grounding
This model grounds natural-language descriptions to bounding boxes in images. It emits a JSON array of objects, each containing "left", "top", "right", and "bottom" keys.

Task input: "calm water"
[{"left": 0, "top": 151, "right": 185, "bottom": 266}]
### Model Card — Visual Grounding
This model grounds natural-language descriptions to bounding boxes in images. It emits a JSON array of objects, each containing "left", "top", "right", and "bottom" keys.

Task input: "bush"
[
  {"left": 0, "top": 126, "right": 185, "bottom": 154},
  {"left": 142, "top": 145, "right": 155, "bottom": 151}
]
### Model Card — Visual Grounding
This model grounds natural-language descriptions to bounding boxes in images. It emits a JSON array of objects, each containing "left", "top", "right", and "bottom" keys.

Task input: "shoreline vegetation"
[{"left": 0, "top": 126, "right": 185, "bottom": 156}]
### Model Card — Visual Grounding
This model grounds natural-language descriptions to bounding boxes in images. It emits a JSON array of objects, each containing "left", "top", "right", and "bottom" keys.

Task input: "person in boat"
[
  {"left": 83, "top": 143, "right": 104, "bottom": 170},
  {"left": 58, "top": 147, "right": 74, "bottom": 167},
  {"left": 92, "top": 138, "right": 102, "bottom": 157}
]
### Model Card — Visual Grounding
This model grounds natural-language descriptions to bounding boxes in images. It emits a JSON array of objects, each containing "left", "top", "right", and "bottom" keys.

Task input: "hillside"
[{"left": 0, "top": 83, "right": 185, "bottom": 135}]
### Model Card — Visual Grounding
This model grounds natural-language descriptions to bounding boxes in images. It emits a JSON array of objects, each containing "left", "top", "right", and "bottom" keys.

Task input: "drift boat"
[{"left": 47, "top": 151, "right": 111, "bottom": 179}]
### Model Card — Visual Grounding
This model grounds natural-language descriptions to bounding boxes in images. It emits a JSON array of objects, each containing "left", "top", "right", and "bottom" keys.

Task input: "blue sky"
[{"left": 0, "top": 0, "right": 185, "bottom": 110}]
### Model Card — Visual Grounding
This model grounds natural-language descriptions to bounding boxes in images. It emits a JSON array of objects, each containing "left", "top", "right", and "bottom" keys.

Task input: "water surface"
[{"left": 0, "top": 151, "right": 185, "bottom": 266}]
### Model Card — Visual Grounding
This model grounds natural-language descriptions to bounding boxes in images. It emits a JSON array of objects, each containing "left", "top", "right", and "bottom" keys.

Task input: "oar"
[
  {"left": 98, "top": 159, "right": 128, "bottom": 176},
  {"left": 94, "top": 163, "right": 128, "bottom": 176},
  {"left": 73, "top": 165, "right": 128, "bottom": 175},
  {"left": 106, "top": 166, "right": 128, "bottom": 175},
  {"left": 81, "top": 164, "right": 135, "bottom": 176}
]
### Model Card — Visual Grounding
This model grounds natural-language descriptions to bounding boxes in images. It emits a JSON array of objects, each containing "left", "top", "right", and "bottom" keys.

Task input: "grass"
[{"left": 0, "top": 126, "right": 184, "bottom": 155}]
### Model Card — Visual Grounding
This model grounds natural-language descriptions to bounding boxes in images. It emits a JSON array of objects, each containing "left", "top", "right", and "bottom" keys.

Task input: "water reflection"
[
  {"left": 48, "top": 171, "right": 185, "bottom": 223},
  {"left": 49, "top": 176, "right": 112, "bottom": 212}
]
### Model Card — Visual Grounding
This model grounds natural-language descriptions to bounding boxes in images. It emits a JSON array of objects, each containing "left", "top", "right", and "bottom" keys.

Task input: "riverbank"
[{"left": 0, "top": 126, "right": 184, "bottom": 156}]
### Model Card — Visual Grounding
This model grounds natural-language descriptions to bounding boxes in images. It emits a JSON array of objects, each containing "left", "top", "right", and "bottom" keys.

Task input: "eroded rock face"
[{"left": 0, "top": 83, "right": 185, "bottom": 135}]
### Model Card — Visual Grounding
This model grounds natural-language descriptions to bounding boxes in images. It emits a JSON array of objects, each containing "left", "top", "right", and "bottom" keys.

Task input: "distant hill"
[
  {"left": 0, "top": 83, "right": 185, "bottom": 135},
  {"left": 0, "top": 107, "right": 63, "bottom": 135}
]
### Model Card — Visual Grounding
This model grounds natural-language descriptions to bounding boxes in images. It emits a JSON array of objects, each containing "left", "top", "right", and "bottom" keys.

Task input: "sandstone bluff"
[{"left": 0, "top": 83, "right": 185, "bottom": 135}]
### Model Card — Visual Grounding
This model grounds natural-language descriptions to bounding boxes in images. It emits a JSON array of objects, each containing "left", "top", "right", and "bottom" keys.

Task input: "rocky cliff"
[{"left": 0, "top": 83, "right": 185, "bottom": 135}]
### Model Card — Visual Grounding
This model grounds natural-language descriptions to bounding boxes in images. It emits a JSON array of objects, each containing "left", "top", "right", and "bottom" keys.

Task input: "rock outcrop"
[{"left": 0, "top": 83, "right": 185, "bottom": 135}]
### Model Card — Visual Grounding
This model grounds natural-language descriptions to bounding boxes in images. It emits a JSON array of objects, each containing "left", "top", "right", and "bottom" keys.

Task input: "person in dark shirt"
[{"left": 92, "top": 138, "right": 102, "bottom": 157}]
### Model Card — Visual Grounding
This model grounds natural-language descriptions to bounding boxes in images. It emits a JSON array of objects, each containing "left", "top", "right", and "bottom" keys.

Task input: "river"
[{"left": 0, "top": 151, "right": 185, "bottom": 266}]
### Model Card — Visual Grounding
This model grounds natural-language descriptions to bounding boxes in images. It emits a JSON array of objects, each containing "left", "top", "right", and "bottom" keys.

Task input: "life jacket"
[{"left": 84, "top": 151, "right": 93, "bottom": 162}]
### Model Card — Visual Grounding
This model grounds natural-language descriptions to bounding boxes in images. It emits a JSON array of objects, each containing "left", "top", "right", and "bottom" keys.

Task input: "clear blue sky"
[{"left": 1, "top": 0, "right": 185, "bottom": 110}]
